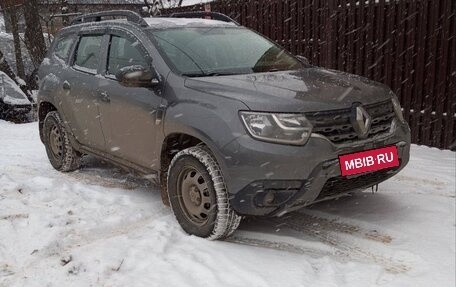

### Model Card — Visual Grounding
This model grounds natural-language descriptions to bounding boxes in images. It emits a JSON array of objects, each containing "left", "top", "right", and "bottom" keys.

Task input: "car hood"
[{"left": 184, "top": 68, "right": 392, "bottom": 112}]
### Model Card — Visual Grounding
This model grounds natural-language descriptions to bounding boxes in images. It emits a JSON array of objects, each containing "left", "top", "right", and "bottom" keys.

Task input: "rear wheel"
[
  {"left": 43, "top": 111, "right": 81, "bottom": 172},
  {"left": 167, "top": 146, "right": 241, "bottom": 240}
]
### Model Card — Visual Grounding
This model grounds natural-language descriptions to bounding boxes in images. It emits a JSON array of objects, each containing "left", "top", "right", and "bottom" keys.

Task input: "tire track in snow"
[
  {"left": 281, "top": 217, "right": 409, "bottom": 273},
  {"left": 231, "top": 212, "right": 410, "bottom": 274},
  {"left": 67, "top": 169, "right": 150, "bottom": 190},
  {"left": 226, "top": 232, "right": 335, "bottom": 258}
]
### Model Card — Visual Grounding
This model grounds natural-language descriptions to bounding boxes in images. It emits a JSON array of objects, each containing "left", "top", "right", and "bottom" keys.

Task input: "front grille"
[
  {"left": 306, "top": 100, "right": 395, "bottom": 144},
  {"left": 317, "top": 168, "right": 397, "bottom": 199}
]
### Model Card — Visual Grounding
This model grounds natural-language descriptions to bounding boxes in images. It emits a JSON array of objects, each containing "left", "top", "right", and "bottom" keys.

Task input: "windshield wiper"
[
  {"left": 183, "top": 71, "right": 243, "bottom": 77},
  {"left": 153, "top": 34, "right": 207, "bottom": 76},
  {"left": 182, "top": 73, "right": 206, "bottom": 77},
  {"left": 205, "top": 71, "right": 247, "bottom": 77}
]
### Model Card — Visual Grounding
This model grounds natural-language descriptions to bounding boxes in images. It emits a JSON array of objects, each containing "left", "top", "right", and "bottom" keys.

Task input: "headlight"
[
  {"left": 391, "top": 94, "right": 406, "bottom": 123},
  {"left": 240, "top": 112, "right": 313, "bottom": 145}
]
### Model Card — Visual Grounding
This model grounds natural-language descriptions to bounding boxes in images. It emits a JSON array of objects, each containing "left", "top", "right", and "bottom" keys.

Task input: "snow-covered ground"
[{"left": 0, "top": 121, "right": 454, "bottom": 287}]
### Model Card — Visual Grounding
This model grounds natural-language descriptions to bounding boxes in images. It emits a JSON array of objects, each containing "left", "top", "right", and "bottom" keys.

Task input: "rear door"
[
  {"left": 97, "top": 29, "right": 163, "bottom": 170},
  {"left": 62, "top": 31, "right": 107, "bottom": 152}
]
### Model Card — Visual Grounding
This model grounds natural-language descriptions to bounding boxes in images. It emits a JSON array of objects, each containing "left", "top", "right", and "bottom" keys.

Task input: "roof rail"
[
  {"left": 70, "top": 10, "right": 148, "bottom": 27},
  {"left": 166, "top": 11, "right": 239, "bottom": 25}
]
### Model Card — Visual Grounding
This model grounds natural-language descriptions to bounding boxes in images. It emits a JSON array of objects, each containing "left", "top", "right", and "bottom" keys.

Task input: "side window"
[
  {"left": 73, "top": 35, "right": 103, "bottom": 72},
  {"left": 107, "top": 36, "right": 149, "bottom": 76},
  {"left": 54, "top": 35, "right": 74, "bottom": 60}
]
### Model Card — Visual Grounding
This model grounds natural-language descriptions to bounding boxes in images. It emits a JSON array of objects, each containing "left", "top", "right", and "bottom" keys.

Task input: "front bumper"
[
  {"left": 0, "top": 101, "right": 33, "bottom": 120},
  {"left": 219, "top": 120, "right": 411, "bottom": 216}
]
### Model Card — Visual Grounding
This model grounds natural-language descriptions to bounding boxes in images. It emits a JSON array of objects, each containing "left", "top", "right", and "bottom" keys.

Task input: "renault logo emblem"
[{"left": 351, "top": 105, "right": 371, "bottom": 139}]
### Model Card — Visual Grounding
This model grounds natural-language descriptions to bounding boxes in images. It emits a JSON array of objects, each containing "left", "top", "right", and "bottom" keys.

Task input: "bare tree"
[
  {"left": 143, "top": 0, "right": 185, "bottom": 15},
  {"left": 167, "top": 0, "right": 183, "bottom": 8},
  {"left": 23, "top": 0, "right": 47, "bottom": 68},
  {"left": 143, "top": 0, "right": 162, "bottom": 16},
  {"left": 165, "top": 0, "right": 185, "bottom": 8},
  {"left": 0, "top": 2, "right": 26, "bottom": 80},
  {"left": 0, "top": 50, "right": 18, "bottom": 83}
]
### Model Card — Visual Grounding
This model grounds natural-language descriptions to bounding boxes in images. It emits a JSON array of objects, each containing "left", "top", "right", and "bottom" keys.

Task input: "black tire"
[
  {"left": 43, "top": 111, "right": 81, "bottom": 172},
  {"left": 167, "top": 146, "right": 241, "bottom": 240}
]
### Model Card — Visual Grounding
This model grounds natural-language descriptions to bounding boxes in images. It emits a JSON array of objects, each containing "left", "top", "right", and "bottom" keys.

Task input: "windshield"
[{"left": 149, "top": 27, "right": 303, "bottom": 76}]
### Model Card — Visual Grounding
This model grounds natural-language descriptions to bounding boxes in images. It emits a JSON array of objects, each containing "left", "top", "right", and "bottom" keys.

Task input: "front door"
[{"left": 97, "top": 32, "right": 163, "bottom": 170}]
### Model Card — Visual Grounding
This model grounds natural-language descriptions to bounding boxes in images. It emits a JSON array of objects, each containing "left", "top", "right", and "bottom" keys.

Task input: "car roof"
[
  {"left": 144, "top": 17, "right": 237, "bottom": 29},
  {"left": 59, "top": 11, "right": 239, "bottom": 34}
]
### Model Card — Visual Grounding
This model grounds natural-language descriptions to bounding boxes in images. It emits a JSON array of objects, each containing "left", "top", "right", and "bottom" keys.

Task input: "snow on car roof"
[{"left": 144, "top": 17, "right": 237, "bottom": 29}]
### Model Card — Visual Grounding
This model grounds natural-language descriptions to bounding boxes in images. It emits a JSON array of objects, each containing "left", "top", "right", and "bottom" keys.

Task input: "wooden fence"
[{"left": 168, "top": 0, "right": 455, "bottom": 150}]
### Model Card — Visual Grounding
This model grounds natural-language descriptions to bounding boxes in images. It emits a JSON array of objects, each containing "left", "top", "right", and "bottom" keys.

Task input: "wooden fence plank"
[
  {"left": 303, "top": 0, "right": 311, "bottom": 58},
  {"left": 412, "top": 0, "right": 427, "bottom": 144},
  {"left": 445, "top": 0, "right": 455, "bottom": 149},
  {"left": 384, "top": 1, "right": 394, "bottom": 88},
  {"left": 433, "top": 0, "right": 450, "bottom": 147},
  {"left": 374, "top": 0, "right": 386, "bottom": 82},
  {"left": 365, "top": 0, "right": 376, "bottom": 79},
  {"left": 421, "top": 0, "right": 440, "bottom": 145},
  {"left": 392, "top": 0, "right": 406, "bottom": 102},
  {"left": 311, "top": 0, "right": 319, "bottom": 64},
  {"left": 338, "top": 0, "right": 348, "bottom": 71},
  {"left": 297, "top": 0, "right": 303, "bottom": 55},
  {"left": 346, "top": 0, "right": 356, "bottom": 74},
  {"left": 403, "top": 0, "right": 417, "bottom": 142},
  {"left": 355, "top": 0, "right": 365, "bottom": 76},
  {"left": 325, "top": 0, "right": 337, "bottom": 69}
]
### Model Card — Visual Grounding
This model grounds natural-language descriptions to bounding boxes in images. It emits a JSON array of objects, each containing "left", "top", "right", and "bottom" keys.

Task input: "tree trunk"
[
  {"left": 23, "top": 0, "right": 47, "bottom": 90},
  {"left": 24, "top": 0, "right": 47, "bottom": 68},
  {"left": 0, "top": 50, "right": 18, "bottom": 82},
  {"left": 7, "top": 8, "right": 26, "bottom": 80}
]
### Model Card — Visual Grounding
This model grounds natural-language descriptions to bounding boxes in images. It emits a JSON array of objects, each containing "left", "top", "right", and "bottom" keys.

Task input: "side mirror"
[
  {"left": 296, "top": 55, "right": 310, "bottom": 66},
  {"left": 115, "top": 65, "right": 159, "bottom": 87}
]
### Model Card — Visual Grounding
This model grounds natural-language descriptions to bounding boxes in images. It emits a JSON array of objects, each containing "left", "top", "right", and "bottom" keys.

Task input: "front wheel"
[{"left": 167, "top": 146, "right": 241, "bottom": 240}]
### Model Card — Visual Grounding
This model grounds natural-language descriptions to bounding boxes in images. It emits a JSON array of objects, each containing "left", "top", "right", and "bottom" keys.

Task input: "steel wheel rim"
[
  {"left": 49, "top": 124, "right": 63, "bottom": 159},
  {"left": 177, "top": 166, "right": 213, "bottom": 226}
]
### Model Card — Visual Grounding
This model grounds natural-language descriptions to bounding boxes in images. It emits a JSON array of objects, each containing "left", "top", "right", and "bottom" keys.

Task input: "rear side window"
[
  {"left": 74, "top": 35, "right": 103, "bottom": 72},
  {"left": 54, "top": 35, "right": 74, "bottom": 60},
  {"left": 107, "top": 36, "right": 149, "bottom": 76}
]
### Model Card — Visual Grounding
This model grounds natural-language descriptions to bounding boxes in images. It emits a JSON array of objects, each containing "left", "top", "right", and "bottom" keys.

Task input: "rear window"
[{"left": 73, "top": 35, "right": 103, "bottom": 72}]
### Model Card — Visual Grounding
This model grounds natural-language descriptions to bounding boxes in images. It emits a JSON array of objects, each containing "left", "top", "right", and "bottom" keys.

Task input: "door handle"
[
  {"left": 63, "top": 81, "right": 71, "bottom": 90},
  {"left": 99, "top": 91, "right": 110, "bottom": 103},
  {"left": 155, "top": 104, "right": 167, "bottom": 125}
]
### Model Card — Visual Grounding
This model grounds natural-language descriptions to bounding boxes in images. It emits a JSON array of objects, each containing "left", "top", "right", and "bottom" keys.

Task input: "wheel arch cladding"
[
  {"left": 162, "top": 99, "right": 248, "bottom": 191},
  {"left": 38, "top": 101, "right": 57, "bottom": 142}
]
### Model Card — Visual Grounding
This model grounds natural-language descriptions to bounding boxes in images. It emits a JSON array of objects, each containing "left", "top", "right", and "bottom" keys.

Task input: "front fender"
[{"left": 163, "top": 95, "right": 248, "bottom": 192}]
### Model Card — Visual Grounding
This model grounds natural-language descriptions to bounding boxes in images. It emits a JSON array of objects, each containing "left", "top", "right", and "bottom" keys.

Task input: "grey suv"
[{"left": 37, "top": 11, "right": 411, "bottom": 240}]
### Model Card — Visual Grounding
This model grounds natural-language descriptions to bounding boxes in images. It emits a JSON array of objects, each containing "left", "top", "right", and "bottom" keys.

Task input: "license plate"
[{"left": 339, "top": 146, "right": 400, "bottom": 177}]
